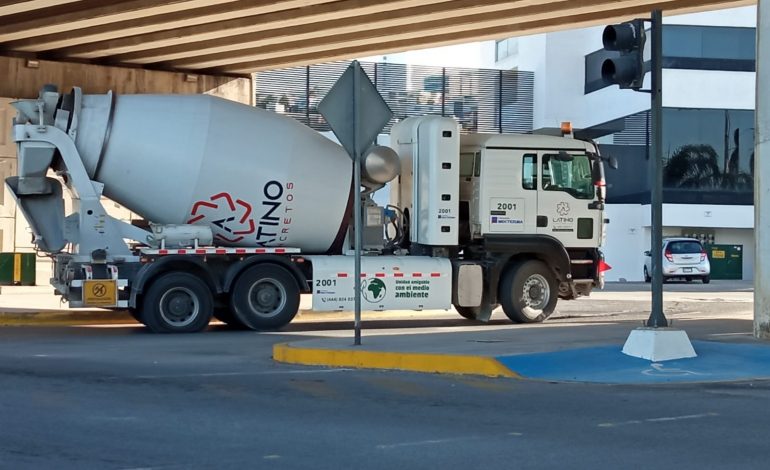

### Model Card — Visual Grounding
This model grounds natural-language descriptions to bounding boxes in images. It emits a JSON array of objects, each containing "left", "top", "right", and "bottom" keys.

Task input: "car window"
[{"left": 667, "top": 241, "right": 703, "bottom": 254}]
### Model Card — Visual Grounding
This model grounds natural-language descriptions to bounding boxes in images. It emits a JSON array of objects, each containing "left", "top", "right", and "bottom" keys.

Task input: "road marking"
[
  {"left": 378, "top": 433, "right": 522, "bottom": 450},
  {"left": 263, "top": 455, "right": 281, "bottom": 460},
  {"left": 598, "top": 412, "right": 718, "bottom": 428},
  {"left": 131, "top": 369, "right": 353, "bottom": 379},
  {"left": 642, "top": 363, "right": 705, "bottom": 377},
  {"left": 377, "top": 436, "right": 483, "bottom": 449}
]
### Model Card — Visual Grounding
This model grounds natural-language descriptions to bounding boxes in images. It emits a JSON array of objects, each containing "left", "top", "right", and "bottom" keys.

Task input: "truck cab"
[{"left": 390, "top": 116, "right": 609, "bottom": 323}]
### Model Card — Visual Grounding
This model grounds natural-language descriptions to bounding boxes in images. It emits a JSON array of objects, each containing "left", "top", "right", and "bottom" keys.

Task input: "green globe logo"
[{"left": 362, "top": 278, "right": 387, "bottom": 303}]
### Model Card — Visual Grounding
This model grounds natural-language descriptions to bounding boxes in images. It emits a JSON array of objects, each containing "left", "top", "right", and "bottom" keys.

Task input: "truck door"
[
  {"left": 477, "top": 149, "right": 538, "bottom": 236},
  {"left": 536, "top": 152, "right": 599, "bottom": 247}
]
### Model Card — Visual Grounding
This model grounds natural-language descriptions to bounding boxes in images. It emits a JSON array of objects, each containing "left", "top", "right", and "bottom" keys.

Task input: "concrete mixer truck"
[{"left": 7, "top": 85, "right": 612, "bottom": 333}]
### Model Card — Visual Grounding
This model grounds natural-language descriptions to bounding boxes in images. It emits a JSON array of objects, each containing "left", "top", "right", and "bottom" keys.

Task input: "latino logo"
[
  {"left": 556, "top": 202, "right": 570, "bottom": 216},
  {"left": 361, "top": 278, "right": 387, "bottom": 303}
]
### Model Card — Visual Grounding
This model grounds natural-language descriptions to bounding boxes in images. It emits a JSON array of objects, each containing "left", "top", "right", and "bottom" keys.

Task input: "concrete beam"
[
  {"left": 171, "top": 0, "right": 672, "bottom": 71},
  {"left": 7, "top": 0, "right": 448, "bottom": 54},
  {"left": 2, "top": 0, "right": 339, "bottom": 52},
  {"left": 0, "top": 0, "right": 82, "bottom": 17},
  {"left": 113, "top": 0, "right": 556, "bottom": 66},
  {"left": 0, "top": 55, "right": 251, "bottom": 104},
  {"left": 221, "top": 0, "right": 749, "bottom": 73}
]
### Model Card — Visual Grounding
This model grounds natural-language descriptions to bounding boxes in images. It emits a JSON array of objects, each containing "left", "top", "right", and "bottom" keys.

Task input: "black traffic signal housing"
[{"left": 600, "top": 19, "right": 646, "bottom": 90}]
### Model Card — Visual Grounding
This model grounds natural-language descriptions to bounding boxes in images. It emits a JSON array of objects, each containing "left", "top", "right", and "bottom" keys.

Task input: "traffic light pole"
[{"left": 647, "top": 9, "right": 668, "bottom": 328}]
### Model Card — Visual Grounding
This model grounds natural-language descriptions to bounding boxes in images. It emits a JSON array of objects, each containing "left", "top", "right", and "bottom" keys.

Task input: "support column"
[{"left": 755, "top": 0, "right": 770, "bottom": 338}]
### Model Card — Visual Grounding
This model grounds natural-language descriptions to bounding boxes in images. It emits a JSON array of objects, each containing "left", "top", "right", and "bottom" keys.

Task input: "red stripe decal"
[
  {"left": 195, "top": 249, "right": 206, "bottom": 254},
  {"left": 412, "top": 273, "right": 422, "bottom": 277},
  {"left": 215, "top": 249, "right": 226, "bottom": 254},
  {"left": 255, "top": 248, "right": 266, "bottom": 254},
  {"left": 177, "top": 249, "right": 187, "bottom": 254},
  {"left": 275, "top": 248, "right": 286, "bottom": 254},
  {"left": 186, "top": 215, "right": 205, "bottom": 224},
  {"left": 158, "top": 249, "right": 168, "bottom": 255},
  {"left": 375, "top": 273, "right": 386, "bottom": 278},
  {"left": 360, "top": 273, "right": 367, "bottom": 278},
  {"left": 431, "top": 272, "right": 441, "bottom": 277},
  {"left": 235, "top": 249, "right": 246, "bottom": 254},
  {"left": 337, "top": 273, "right": 348, "bottom": 278},
  {"left": 394, "top": 272, "right": 404, "bottom": 278}
]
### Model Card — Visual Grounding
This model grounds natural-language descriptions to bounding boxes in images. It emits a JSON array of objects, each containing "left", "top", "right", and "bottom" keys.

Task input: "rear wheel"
[
  {"left": 499, "top": 260, "right": 558, "bottom": 323},
  {"left": 140, "top": 272, "right": 213, "bottom": 333},
  {"left": 702, "top": 275, "right": 711, "bottom": 284},
  {"left": 230, "top": 264, "right": 300, "bottom": 330}
]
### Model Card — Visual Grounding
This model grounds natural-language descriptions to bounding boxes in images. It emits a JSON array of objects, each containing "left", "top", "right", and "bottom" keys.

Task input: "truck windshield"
[{"left": 542, "top": 153, "right": 595, "bottom": 200}]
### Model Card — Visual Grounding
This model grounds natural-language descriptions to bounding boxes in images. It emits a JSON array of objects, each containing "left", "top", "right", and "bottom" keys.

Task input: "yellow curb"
[
  {"left": 0, "top": 311, "right": 134, "bottom": 326},
  {"left": 273, "top": 342, "right": 520, "bottom": 378}
]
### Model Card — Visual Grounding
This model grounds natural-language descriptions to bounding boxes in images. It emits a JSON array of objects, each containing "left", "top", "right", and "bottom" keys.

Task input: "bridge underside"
[{"left": 0, "top": 0, "right": 755, "bottom": 76}]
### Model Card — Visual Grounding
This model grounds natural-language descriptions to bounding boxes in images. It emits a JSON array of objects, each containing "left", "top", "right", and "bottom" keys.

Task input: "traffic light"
[{"left": 600, "top": 19, "right": 646, "bottom": 90}]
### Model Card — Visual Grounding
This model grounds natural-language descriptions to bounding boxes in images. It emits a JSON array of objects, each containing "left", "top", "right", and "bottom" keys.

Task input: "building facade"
[{"left": 490, "top": 6, "right": 757, "bottom": 281}]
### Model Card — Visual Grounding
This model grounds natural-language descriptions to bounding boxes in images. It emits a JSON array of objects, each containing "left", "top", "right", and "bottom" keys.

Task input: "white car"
[{"left": 644, "top": 238, "right": 711, "bottom": 284}]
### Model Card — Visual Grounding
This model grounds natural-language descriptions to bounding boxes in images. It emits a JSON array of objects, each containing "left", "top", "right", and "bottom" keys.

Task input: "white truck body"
[{"left": 7, "top": 86, "right": 611, "bottom": 333}]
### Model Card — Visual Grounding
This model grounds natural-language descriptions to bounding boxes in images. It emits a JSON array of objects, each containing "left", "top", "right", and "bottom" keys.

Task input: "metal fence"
[{"left": 254, "top": 61, "right": 534, "bottom": 134}]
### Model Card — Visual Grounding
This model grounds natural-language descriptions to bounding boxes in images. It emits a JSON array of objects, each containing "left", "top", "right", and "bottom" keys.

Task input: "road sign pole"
[
  {"left": 316, "top": 60, "right": 393, "bottom": 346},
  {"left": 646, "top": 9, "right": 668, "bottom": 328},
  {"left": 352, "top": 62, "right": 363, "bottom": 346}
]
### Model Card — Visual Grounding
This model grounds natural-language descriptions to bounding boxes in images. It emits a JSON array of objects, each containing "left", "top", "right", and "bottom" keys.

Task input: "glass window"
[
  {"left": 522, "top": 154, "right": 537, "bottom": 190},
  {"left": 541, "top": 154, "right": 595, "bottom": 200},
  {"left": 473, "top": 152, "right": 481, "bottom": 177},
  {"left": 459, "top": 153, "right": 475, "bottom": 177},
  {"left": 662, "top": 108, "right": 754, "bottom": 194},
  {"left": 667, "top": 240, "right": 703, "bottom": 254}
]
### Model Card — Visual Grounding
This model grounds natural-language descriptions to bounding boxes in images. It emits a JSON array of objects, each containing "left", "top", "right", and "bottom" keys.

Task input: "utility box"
[
  {"left": 0, "top": 252, "right": 36, "bottom": 285},
  {"left": 707, "top": 244, "right": 743, "bottom": 280}
]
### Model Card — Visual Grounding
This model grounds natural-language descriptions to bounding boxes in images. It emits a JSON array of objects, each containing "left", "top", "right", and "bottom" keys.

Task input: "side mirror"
[
  {"left": 556, "top": 151, "right": 574, "bottom": 162},
  {"left": 607, "top": 156, "right": 619, "bottom": 169},
  {"left": 644, "top": 250, "right": 651, "bottom": 257}
]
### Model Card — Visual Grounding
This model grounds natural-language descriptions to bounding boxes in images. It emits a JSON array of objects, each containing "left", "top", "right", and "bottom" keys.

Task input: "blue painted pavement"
[{"left": 496, "top": 340, "right": 770, "bottom": 384}]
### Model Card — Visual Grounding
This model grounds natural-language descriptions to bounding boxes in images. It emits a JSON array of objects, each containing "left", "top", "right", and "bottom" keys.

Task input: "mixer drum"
[{"left": 77, "top": 93, "right": 353, "bottom": 254}]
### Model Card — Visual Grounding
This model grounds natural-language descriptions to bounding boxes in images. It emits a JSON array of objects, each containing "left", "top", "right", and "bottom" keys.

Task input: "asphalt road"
[{"left": 0, "top": 281, "right": 764, "bottom": 469}]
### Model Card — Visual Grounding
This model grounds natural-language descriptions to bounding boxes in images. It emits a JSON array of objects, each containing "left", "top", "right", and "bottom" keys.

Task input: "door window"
[
  {"left": 541, "top": 153, "right": 595, "bottom": 199},
  {"left": 522, "top": 154, "right": 537, "bottom": 190}
]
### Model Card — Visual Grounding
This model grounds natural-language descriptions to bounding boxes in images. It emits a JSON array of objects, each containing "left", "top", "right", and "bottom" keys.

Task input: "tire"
[
  {"left": 702, "top": 275, "right": 711, "bottom": 284},
  {"left": 499, "top": 260, "right": 558, "bottom": 323},
  {"left": 643, "top": 266, "right": 651, "bottom": 283},
  {"left": 454, "top": 304, "right": 499, "bottom": 321},
  {"left": 230, "top": 264, "right": 300, "bottom": 330},
  {"left": 213, "top": 307, "right": 247, "bottom": 329},
  {"left": 685, "top": 277, "right": 693, "bottom": 283},
  {"left": 140, "top": 272, "right": 213, "bottom": 333}
]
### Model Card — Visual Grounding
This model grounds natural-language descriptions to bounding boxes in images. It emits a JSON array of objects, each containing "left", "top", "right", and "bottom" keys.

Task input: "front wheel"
[
  {"left": 230, "top": 264, "right": 300, "bottom": 330},
  {"left": 499, "top": 260, "right": 558, "bottom": 323},
  {"left": 140, "top": 272, "right": 213, "bottom": 333},
  {"left": 644, "top": 266, "right": 651, "bottom": 283}
]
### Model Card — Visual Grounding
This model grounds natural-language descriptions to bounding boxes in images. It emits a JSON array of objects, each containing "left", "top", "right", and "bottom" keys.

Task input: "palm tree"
[{"left": 663, "top": 144, "right": 721, "bottom": 189}]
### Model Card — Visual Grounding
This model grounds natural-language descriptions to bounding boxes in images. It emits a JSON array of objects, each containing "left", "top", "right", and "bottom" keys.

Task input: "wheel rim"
[
  {"left": 247, "top": 278, "right": 287, "bottom": 318},
  {"left": 521, "top": 273, "right": 550, "bottom": 315},
  {"left": 159, "top": 287, "right": 200, "bottom": 327}
]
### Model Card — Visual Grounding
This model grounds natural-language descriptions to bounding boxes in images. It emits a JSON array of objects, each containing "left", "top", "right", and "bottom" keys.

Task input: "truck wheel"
[
  {"left": 454, "top": 304, "right": 499, "bottom": 321},
  {"left": 499, "top": 260, "right": 558, "bottom": 323},
  {"left": 141, "top": 272, "right": 213, "bottom": 333},
  {"left": 230, "top": 264, "right": 300, "bottom": 330}
]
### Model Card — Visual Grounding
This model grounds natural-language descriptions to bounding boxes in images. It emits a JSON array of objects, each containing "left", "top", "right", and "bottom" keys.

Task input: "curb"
[
  {"left": 0, "top": 311, "right": 134, "bottom": 326},
  {"left": 273, "top": 342, "right": 520, "bottom": 378}
]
